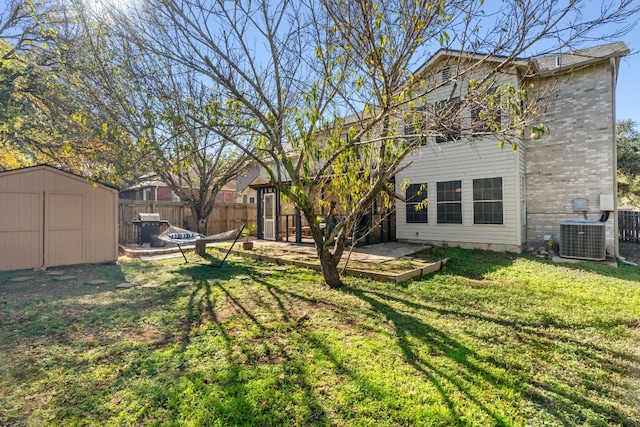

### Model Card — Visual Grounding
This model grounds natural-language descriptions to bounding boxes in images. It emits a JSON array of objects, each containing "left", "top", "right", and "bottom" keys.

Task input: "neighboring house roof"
[
  {"left": 122, "top": 174, "right": 236, "bottom": 192},
  {"left": 122, "top": 177, "right": 165, "bottom": 190},
  {"left": 242, "top": 177, "right": 265, "bottom": 194},
  {"left": 235, "top": 164, "right": 261, "bottom": 194},
  {"left": 249, "top": 177, "right": 280, "bottom": 189}
]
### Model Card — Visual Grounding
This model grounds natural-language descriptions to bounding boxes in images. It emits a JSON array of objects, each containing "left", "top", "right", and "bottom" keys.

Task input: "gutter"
[{"left": 610, "top": 56, "right": 637, "bottom": 266}]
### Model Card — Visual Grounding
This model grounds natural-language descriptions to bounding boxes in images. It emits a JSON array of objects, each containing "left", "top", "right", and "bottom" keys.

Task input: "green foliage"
[
  {"left": 617, "top": 119, "right": 640, "bottom": 206},
  {"left": 0, "top": 31, "right": 133, "bottom": 183}
]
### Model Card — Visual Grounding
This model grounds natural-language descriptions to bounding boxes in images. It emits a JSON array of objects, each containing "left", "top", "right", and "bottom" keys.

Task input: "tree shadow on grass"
[
  {"left": 30, "top": 268, "right": 330, "bottom": 425},
  {"left": 251, "top": 276, "right": 420, "bottom": 423},
  {"left": 341, "top": 284, "right": 640, "bottom": 426},
  {"left": 172, "top": 270, "right": 413, "bottom": 425},
  {"left": 343, "top": 285, "right": 515, "bottom": 426},
  {"left": 126, "top": 268, "right": 331, "bottom": 426},
  {"left": 4, "top": 253, "right": 637, "bottom": 425},
  {"left": 356, "top": 288, "right": 640, "bottom": 373},
  {"left": 194, "top": 277, "right": 328, "bottom": 425}
]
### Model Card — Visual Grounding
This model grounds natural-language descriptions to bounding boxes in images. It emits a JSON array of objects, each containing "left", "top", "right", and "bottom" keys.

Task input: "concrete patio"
[
  {"left": 120, "top": 239, "right": 426, "bottom": 263},
  {"left": 120, "top": 240, "right": 445, "bottom": 283}
]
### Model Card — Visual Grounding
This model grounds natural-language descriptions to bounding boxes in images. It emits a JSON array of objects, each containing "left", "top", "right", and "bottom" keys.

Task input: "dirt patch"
[
  {"left": 0, "top": 265, "right": 125, "bottom": 303},
  {"left": 120, "top": 323, "right": 166, "bottom": 345}
]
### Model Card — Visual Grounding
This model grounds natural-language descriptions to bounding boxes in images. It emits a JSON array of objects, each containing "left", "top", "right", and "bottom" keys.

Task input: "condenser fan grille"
[{"left": 559, "top": 220, "right": 606, "bottom": 261}]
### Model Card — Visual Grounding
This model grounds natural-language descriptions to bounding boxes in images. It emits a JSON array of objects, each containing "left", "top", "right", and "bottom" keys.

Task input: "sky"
[{"left": 616, "top": 27, "right": 639, "bottom": 124}]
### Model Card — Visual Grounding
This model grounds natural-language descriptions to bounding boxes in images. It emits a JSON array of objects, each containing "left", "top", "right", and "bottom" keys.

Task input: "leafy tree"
[
  {"left": 77, "top": 0, "right": 637, "bottom": 287},
  {"left": 617, "top": 119, "right": 640, "bottom": 206},
  {"left": 0, "top": 1, "right": 130, "bottom": 183}
]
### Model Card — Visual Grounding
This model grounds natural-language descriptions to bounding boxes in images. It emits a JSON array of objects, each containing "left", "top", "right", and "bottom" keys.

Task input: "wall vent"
[
  {"left": 441, "top": 67, "right": 451, "bottom": 82},
  {"left": 559, "top": 220, "right": 606, "bottom": 261}
]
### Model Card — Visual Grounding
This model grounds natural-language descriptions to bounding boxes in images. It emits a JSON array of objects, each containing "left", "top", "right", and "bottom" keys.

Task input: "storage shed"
[{"left": 0, "top": 165, "right": 119, "bottom": 271}]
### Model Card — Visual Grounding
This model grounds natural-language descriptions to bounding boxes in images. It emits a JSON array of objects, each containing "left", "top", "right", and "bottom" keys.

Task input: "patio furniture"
[{"left": 157, "top": 224, "right": 245, "bottom": 267}]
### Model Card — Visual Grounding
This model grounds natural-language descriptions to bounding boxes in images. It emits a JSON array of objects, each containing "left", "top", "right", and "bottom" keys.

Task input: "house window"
[
  {"left": 406, "top": 183, "right": 428, "bottom": 223},
  {"left": 473, "top": 177, "right": 503, "bottom": 224},
  {"left": 437, "top": 180, "right": 462, "bottom": 224},
  {"left": 471, "top": 88, "right": 501, "bottom": 134},
  {"left": 249, "top": 196, "right": 255, "bottom": 204},
  {"left": 435, "top": 97, "right": 461, "bottom": 143},
  {"left": 143, "top": 189, "right": 152, "bottom": 201},
  {"left": 404, "top": 106, "right": 427, "bottom": 145}
]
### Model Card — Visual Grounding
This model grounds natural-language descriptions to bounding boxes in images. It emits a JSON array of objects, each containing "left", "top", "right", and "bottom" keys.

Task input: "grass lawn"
[{"left": 0, "top": 247, "right": 639, "bottom": 426}]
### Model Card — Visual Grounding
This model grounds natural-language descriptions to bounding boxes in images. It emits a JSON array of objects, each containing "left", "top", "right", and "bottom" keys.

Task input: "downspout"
[{"left": 611, "top": 57, "right": 636, "bottom": 265}]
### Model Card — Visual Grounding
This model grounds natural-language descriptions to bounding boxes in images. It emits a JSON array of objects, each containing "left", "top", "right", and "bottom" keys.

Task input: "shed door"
[
  {"left": 0, "top": 192, "right": 43, "bottom": 270},
  {"left": 45, "top": 193, "right": 85, "bottom": 267}
]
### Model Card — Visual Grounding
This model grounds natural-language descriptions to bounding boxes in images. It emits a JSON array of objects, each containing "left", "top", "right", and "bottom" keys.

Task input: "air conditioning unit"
[{"left": 559, "top": 220, "right": 606, "bottom": 261}]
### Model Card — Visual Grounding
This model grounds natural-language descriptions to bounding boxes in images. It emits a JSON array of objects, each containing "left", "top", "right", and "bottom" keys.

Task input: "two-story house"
[{"left": 395, "top": 42, "right": 628, "bottom": 258}]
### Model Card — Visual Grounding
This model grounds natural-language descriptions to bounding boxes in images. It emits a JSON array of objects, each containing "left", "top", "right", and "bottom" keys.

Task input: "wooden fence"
[
  {"left": 119, "top": 200, "right": 257, "bottom": 244},
  {"left": 619, "top": 210, "right": 640, "bottom": 243}
]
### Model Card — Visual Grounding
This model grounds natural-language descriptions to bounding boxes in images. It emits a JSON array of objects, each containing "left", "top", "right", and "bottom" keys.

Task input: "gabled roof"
[
  {"left": 122, "top": 173, "right": 236, "bottom": 192},
  {"left": 122, "top": 174, "right": 164, "bottom": 190},
  {"left": 532, "top": 41, "right": 629, "bottom": 75},
  {"left": 412, "top": 48, "right": 530, "bottom": 79},
  {"left": 410, "top": 42, "right": 629, "bottom": 79},
  {"left": 0, "top": 164, "right": 119, "bottom": 191}
]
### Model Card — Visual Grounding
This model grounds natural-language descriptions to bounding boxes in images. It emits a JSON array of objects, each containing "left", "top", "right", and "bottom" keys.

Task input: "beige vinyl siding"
[
  {"left": 0, "top": 166, "right": 118, "bottom": 271},
  {"left": 395, "top": 67, "right": 525, "bottom": 251},
  {"left": 396, "top": 138, "right": 523, "bottom": 251}
]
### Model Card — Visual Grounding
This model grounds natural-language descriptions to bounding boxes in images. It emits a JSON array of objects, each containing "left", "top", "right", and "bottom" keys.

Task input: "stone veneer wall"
[{"left": 524, "top": 61, "right": 617, "bottom": 253}]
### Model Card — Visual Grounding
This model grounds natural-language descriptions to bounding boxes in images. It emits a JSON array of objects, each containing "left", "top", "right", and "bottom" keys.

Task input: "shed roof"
[{"left": 0, "top": 164, "right": 119, "bottom": 192}]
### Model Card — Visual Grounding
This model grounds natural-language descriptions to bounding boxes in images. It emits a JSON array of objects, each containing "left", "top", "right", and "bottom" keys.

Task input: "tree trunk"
[
  {"left": 196, "top": 216, "right": 208, "bottom": 235},
  {"left": 318, "top": 245, "right": 343, "bottom": 288},
  {"left": 189, "top": 203, "right": 209, "bottom": 235},
  {"left": 306, "top": 210, "right": 344, "bottom": 288}
]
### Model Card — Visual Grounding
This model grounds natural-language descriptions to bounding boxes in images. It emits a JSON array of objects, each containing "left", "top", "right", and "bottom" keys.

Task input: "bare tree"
[
  {"left": 81, "top": 0, "right": 637, "bottom": 287},
  {"left": 57, "top": 4, "right": 255, "bottom": 233},
  {"left": 146, "top": 72, "right": 255, "bottom": 234}
]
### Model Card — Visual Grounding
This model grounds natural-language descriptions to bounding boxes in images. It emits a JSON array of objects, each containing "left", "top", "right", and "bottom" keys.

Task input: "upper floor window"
[
  {"left": 406, "top": 183, "right": 428, "bottom": 223},
  {"left": 473, "top": 177, "right": 503, "bottom": 224},
  {"left": 437, "top": 180, "right": 462, "bottom": 224},
  {"left": 471, "top": 88, "right": 502, "bottom": 135},
  {"left": 435, "top": 97, "right": 461, "bottom": 143},
  {"left": 404, "top": 106, "right": 427, "bottom": 145}
]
